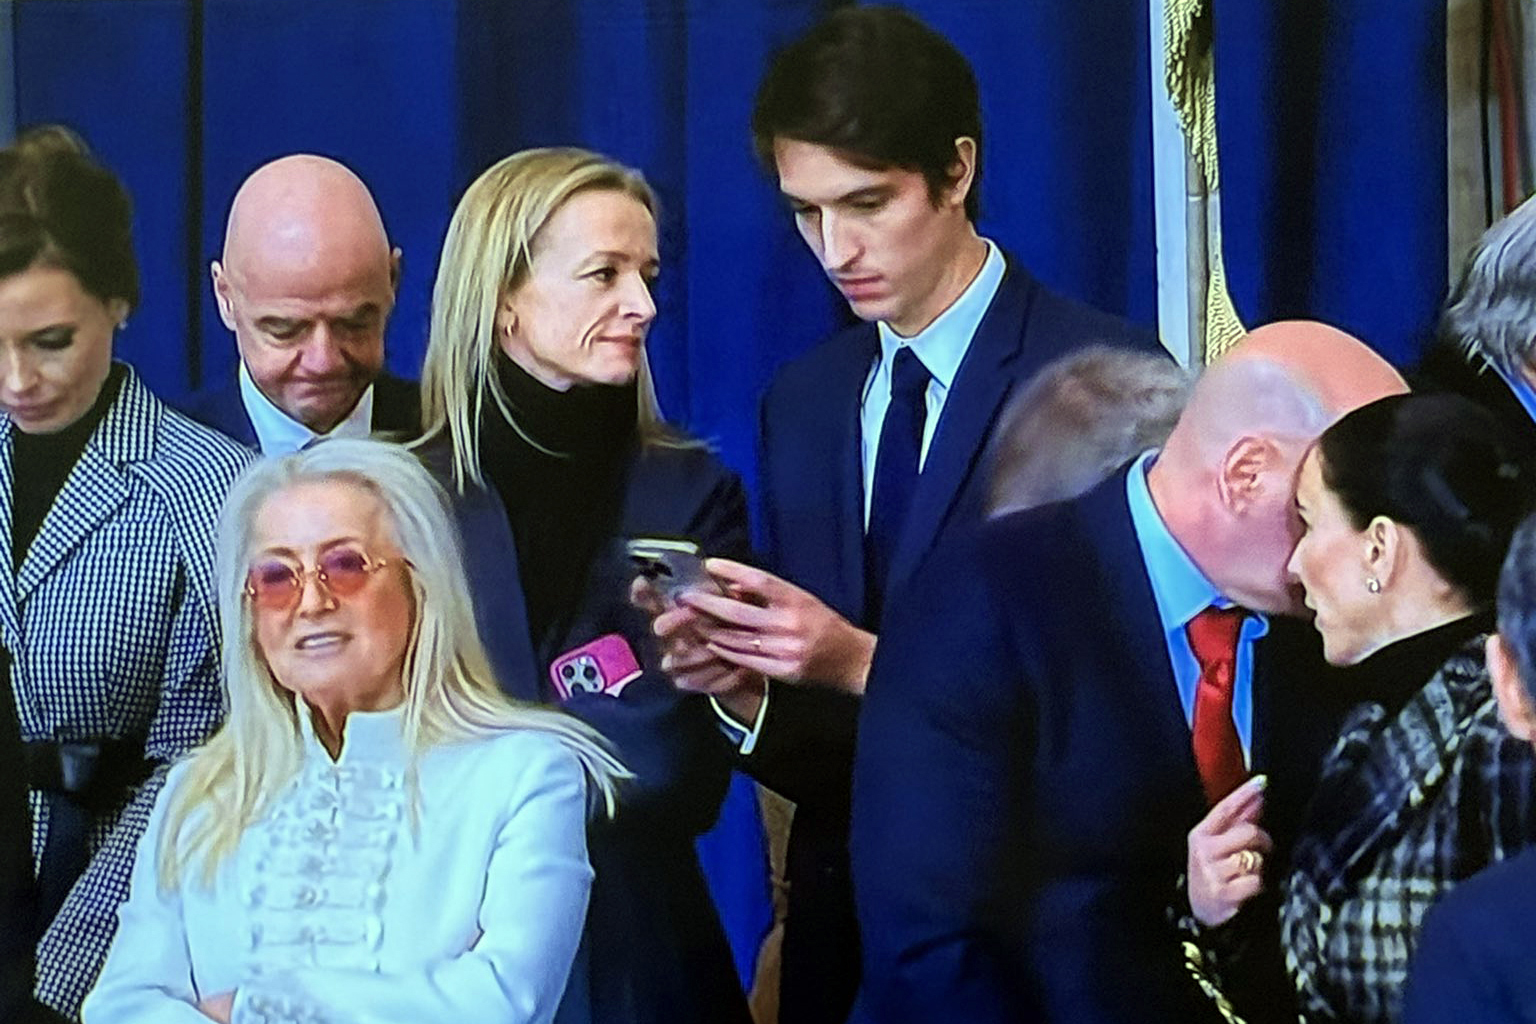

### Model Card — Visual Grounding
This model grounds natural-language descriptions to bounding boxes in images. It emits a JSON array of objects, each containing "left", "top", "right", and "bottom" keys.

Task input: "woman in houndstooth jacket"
[
  {"left": 0, "top": 126, "right": 254, "bottom": 1019},
  {"left": 1185, "top": 393, "right": 1536, "bottom": 1024}
]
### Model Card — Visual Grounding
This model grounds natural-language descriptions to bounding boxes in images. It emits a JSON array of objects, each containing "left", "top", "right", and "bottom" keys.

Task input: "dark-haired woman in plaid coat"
[{"left": 1185, "top": 394, "right": 1536, "bottom": 1024}]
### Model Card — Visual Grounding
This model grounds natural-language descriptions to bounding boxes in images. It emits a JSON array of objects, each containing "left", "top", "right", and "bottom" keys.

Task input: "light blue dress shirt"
[
  {"left": 1124, "top": 451, "right": 1267, "bottom": 763},
  {"left": 860, "top": 239, "right": 1006, "bottom": 526},
  {"left": 238, "top": 360, "right": 376, "bottom": 455}
]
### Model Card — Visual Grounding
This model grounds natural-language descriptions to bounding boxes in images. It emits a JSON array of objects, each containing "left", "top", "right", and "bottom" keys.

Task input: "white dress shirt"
[
  {"left": 238, "top": 361, "right": 376, "bottom": 455},
  {"left": 83, "top": 706, "right": 593, "bottom": 1024}
]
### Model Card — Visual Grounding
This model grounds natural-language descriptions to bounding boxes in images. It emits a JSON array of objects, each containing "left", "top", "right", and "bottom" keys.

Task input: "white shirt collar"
[
  {"left": 873, "top": 239, "right": 1005, "bottom": 392},
  {"left": 239, "top": 361, "right": 375, "bottom": 456},
  {"left": 297, "top": 701, "right": 408, "bottom": 765}
]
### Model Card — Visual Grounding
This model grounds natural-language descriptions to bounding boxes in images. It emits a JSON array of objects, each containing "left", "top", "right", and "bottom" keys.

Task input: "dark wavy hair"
[
  {"left": 1316, "top": 393, "right": 1534, "bottom": 606},
  {"left": 751, "top": 5, "right": 983, "bottom": 221},
  {"left": 0, "top": 124, "right": 139, "bottom": 309}
]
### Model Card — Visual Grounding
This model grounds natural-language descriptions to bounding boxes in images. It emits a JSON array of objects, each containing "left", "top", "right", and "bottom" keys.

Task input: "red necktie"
[{"left": 1186, "top": 605, "right": 1249, "bottom": 807}]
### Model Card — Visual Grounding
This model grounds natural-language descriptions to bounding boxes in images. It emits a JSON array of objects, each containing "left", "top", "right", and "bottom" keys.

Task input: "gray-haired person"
[
  {"left": 987, "top": 345, "right": 1192, "bottom": 517},
  {"left": 1416, "top": 194, "right": 1536, "bottom": 457}
]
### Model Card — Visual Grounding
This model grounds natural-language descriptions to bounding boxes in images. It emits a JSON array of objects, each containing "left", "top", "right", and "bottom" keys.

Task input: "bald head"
[
  {"left": 1149, "top": 320, "right": 1407, "bottom": 615},
  {"left": 222, "top": 155, "right": 389, "bottom": 280},
  {"left": 1220, "top": 320, "right": 1408, "bottom": 419},
  {"left": 212, "top": 155, "right": 399, "bottom": 435}
]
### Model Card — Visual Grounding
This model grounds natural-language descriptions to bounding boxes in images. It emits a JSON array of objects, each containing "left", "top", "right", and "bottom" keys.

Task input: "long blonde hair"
[
  {"left": 419, "top": 146, "right": 699, "bottom": 493},
  {"left": 157, "top": 439, "right": 627, "bottom": 888}
]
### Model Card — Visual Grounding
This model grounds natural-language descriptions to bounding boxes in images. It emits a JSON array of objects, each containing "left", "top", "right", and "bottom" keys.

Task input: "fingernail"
[{"left": 1252, "top": 774, "right": 1268, "bottom": 790}]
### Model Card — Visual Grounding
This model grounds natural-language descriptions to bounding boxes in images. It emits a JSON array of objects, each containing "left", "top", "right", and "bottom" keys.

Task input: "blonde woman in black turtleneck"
[
  {"left": 416, "top": 148, "right": 753, "bottom": 1024},
  {"left": 0, "top": 127, "right": 253, "bottom": 1020}
]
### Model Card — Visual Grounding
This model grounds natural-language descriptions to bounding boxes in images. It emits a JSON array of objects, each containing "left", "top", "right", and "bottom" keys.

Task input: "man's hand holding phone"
[
  {"left": 672, "top": 559, "right": 875, "bottom": 694},
  {"left": 628, "top": 540, "right": 768, "bottom": 726}
]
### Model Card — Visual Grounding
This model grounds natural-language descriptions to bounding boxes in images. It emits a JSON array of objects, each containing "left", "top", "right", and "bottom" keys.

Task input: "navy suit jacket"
[
  {"left": 418, "top": 436, "right": 752, "bottom": 1024},
  {"left": 178, "top": 369, "right": 421, "bottom": 449},
  {"left": 747, "top": 257, "right": 1162, "bottom": 1024},
  {"left": 1402, "top": 846, "right": 1536, "bottom": 1024},
  {"left": 851, "top": 466, "right": 1342, "bottom": 1024}
]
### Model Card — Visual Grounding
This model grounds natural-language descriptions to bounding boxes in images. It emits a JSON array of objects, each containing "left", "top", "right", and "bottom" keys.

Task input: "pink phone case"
[{"left": 550, "top": 634, "right": 643, "bottom": 700}]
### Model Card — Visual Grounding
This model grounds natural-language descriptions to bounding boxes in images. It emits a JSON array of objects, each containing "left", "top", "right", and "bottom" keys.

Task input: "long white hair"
[{"left": 157, "top": 438, "right": 627, "bottom": 887}]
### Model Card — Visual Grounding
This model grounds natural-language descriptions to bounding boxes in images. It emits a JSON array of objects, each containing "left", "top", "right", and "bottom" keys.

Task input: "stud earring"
[{"left": 1366, "top": 577, "right": 1382, "bottom": 594}]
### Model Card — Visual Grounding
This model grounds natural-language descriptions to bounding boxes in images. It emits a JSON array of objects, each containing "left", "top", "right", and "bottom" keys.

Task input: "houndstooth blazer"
[
  {"left": 1280, "top": 635, "right": 1536, "bottom": 1024},
  {"left": 1, "top": 365, "right": 254, "bottom": 1018}
]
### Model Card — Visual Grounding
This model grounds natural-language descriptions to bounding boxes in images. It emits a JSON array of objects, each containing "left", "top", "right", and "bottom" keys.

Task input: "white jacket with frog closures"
[{"left": 82, "top": 704, "right": 593, "bottom": 1024}]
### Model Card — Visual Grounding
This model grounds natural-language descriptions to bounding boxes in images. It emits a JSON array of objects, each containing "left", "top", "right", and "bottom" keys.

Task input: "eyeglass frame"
[{"left": 241, "top": 545, "right": 414, "bottom": 612}]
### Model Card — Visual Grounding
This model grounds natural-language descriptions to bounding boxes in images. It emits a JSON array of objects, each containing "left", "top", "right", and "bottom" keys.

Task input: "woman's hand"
[
  {"left": 630, "top": 576, "right": 769, "bottom": 724},
  {"left": 196, "top": 991, "right": 235, "bottom": 1023},
  {"left": 1187, "top": 775, "right": 1272, "bottom": 928}
]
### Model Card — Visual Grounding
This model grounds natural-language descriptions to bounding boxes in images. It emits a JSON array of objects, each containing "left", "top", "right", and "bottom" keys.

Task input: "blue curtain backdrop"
[
  {"left": 1217, "top": 2, "right": 1448, "bottom": 367},
  {"left": 7, "top": 0, "right": 1446, "bottom": 986}
]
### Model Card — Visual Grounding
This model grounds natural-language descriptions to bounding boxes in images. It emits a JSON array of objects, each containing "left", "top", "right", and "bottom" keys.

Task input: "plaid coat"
[
  {"left": 1280, "top": 636, "right": 1536, "bottom": 1024},
  {"left": 2, "top": 366, "right": 253, "bottom": 1017}
]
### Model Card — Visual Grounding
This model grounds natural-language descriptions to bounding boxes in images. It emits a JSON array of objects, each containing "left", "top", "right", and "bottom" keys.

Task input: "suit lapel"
[
  {"left": 886, "top": 264, "right": 1030, "bottom": 599},
  {"left": 0, "top": 421, "right": 17, "bottom": 648},
  {"left": 14, "top": 370, "right": 156, "bottom": 605},
  {"left": 834, "top": 336, "right": 874, "bottom": 622},
  {"left": 210, "top": 375, "right": 260, "bottom": 449},
  {"left": 793, "top": 326, "right": 877, "bottom": 624},
  {"left": 1081, "top": 472, "right": 1204, "bottom": 794},
  {"left": 451, "top": 476, "right": 542, "bottom": 702}
]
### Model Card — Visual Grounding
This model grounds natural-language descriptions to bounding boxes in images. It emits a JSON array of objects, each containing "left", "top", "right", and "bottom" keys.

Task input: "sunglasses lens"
[
  {"left": 318, "top": 548, "right": 373, "bottom": 596},
  {"left": 249, "top": 561, "right": 301, "bottom": 609}
]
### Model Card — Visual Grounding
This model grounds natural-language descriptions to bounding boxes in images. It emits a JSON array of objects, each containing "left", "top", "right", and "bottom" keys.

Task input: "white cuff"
[{"left": 710, "top": 680, "right": 771, "bottom": 755}]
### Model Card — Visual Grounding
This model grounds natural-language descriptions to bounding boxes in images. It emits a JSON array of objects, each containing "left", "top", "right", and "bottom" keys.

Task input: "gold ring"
[{"left": 1236, "top": 849, "right": 1260, "bottom": 875}]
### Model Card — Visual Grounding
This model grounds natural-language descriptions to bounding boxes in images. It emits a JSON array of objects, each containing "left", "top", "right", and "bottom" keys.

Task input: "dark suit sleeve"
[
  {"left": 1400, "top": 897, "right": 1504, "bottom": 1024},
  {"left": 741, "top": 686, "right": 860, "bottom": 811},
  {"left": 851, "top": 533, "right": 1032, "bottom": 1024},
  {"left": 559, "top": 457, "right": 749, "bottom": 834},
  {"left": 739, "top": 380, "right": 866, "bottom": 810}
]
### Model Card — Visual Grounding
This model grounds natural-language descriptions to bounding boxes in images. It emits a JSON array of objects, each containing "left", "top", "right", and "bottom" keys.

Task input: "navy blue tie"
[{"left": 865, "top": 346, "right": 930, "bottom": 625}]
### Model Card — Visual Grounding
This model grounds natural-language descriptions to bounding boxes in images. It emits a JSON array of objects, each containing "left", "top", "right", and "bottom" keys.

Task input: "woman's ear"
[
  {"left": 494, "top": 292, "right": 519, "bottom": 343},
  {"left": 1363, "top": 516, "right": 1400, "bottom": 587},
  {"left": 1216, "top": 435, "right": 1278, "bottom": 515},
  {"left": 1489, "top": 633, "right": 1536, "bottom": 743}
]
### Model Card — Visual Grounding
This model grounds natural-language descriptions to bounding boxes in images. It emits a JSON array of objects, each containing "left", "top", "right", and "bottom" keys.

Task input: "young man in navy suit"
[
  {"left": 851, "top": 322, "right": 1407, "bottom": 1024},
  {"left": 641, "top": 8, "right": 1159, "bottom": 1021},
  {"left": 182, "top": 155, "right": 419, "bottom": 453}
]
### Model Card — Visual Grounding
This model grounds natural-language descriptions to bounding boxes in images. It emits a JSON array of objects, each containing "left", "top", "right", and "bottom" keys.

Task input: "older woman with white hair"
[
  {"left": 417, "top": 147, "right": 752, "bottom": 1024},
  {"left": 81, "top": 439, "right": 626, "bottom": 1024}
]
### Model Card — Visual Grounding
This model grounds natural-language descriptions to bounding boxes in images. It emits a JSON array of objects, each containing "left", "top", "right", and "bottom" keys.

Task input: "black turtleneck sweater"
[
  {"left": 478, "top": 353, "right": 639, "bottom": 649},
  {"left": 12, "top": 363, "right": 126, "bottom": 571},
  {"left": 1333, "top": 608, "right": 1496, "bottom": 718}
]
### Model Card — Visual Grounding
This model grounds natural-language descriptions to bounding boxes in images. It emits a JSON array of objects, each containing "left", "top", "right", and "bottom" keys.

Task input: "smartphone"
[
  {"left": 550, "top": 634, "right": 643, "bottom": 699},
  {"left": 625, "top": 537, "right": 722, "bottom": 604}
]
